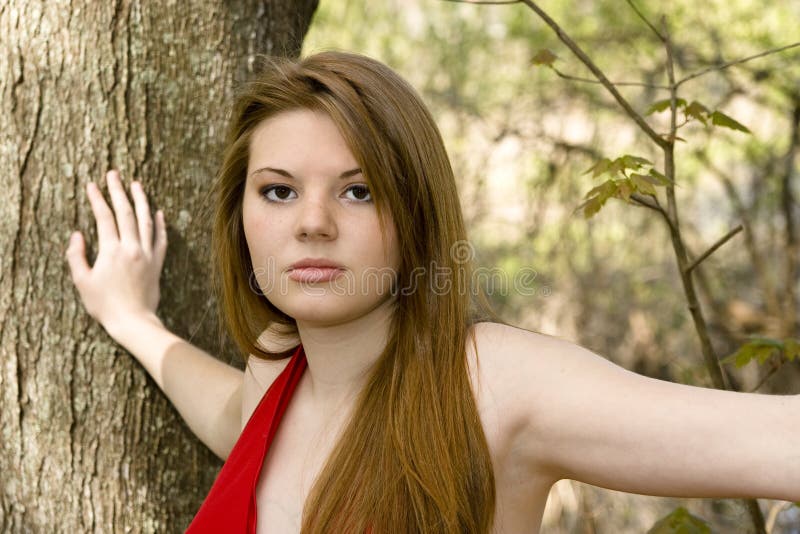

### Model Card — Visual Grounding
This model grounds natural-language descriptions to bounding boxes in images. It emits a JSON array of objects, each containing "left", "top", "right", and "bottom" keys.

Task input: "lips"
[
  {"left": 288, "top": 267, "right": 344, "bottom": 283},
  {"left": 287, "top": 258, "right": 346, "bottom": 283},
  {"left": 289, "top": 257, "right": 345, "bottom": 270}
]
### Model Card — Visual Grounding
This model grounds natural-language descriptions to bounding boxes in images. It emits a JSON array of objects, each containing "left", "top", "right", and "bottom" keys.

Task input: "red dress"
[{"left": 185, "top": 345, "right": 307, "bottom": 533}]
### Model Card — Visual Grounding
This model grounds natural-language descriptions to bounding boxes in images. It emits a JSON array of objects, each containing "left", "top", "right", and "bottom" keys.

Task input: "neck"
[{"left": 296, "top": 297, "right": 396, "bottom": 409}]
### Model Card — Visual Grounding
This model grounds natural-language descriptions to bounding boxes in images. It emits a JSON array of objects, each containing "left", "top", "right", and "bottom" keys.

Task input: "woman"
[{"left": 65, "top": 51, "right": 799, "bottom": 533}]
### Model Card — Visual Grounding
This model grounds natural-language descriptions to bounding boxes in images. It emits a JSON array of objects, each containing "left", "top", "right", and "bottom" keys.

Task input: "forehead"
[{"left": 248, "top": 109, "right": 359, "bottom": 174}]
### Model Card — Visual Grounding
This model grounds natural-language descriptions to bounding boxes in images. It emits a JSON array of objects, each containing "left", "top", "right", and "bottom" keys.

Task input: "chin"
[{"left": 266, "top": 291, "right": 395, "bottom": 327}]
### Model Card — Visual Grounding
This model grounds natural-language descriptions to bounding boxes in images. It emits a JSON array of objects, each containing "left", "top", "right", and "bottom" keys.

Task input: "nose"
[{"left": 295, "top": 194, "right": 338, "bottom": 241}]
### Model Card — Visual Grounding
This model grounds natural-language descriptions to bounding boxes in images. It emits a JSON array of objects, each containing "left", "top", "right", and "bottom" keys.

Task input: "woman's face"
[{"left": 242, "top": 108, "right": 400, "bottom": 326}]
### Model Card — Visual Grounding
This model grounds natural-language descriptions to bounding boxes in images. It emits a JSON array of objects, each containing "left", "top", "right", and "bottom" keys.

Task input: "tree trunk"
[{"left": 0, "top": 1, "right": 318, "bottom": 531}]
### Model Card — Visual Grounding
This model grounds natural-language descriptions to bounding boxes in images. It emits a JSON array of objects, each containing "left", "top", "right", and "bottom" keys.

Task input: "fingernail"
[{"left": 70, "top": 232, "right": 79, "bottom": 244}]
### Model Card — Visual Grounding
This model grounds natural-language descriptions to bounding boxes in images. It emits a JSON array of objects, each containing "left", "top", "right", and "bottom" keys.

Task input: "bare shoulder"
[
  {"left": 464, "top": 322, "right": 597, "bottom": 441},
  {"left": 466, "top": 320, "right": 606, "bottom": 387},
  {"left": 463, "top": 322, "right": 557, "bottom": 430},
  {"left": 464, "top": 321, "right": 581, "bottom": 487},
  {"left": 465, "top": 321, "right": 576, "bottom": 393}
]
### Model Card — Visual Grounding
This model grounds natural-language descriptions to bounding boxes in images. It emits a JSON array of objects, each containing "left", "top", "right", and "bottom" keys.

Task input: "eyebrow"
[{"left": 249, "top": 166, "right": 362, "bottom": 179}]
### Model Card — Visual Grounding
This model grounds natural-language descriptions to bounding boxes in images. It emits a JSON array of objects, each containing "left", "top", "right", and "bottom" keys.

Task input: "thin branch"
[
  {"left": 662, "top": 18, "right": 733, "bottom": 392},
  {"left": 663, "top": 17, "right": 682, "bottom": 245},
  {"left": 695, "top": 149, "right": 782, "bottom": 319},
  {"left": 624, "top": 0, "right": 665, "bottom": 42},
  {"left": 684, "top": 224, "right": 743, "bottom": 275},
  {"left": 747, "top": 361, "right": 781, "bottom": 393},
  {"left": 518, "top": 0, "right": 668, "bottom": 149},
  {"left": 630, "top": 193, "right": 660, "bottom": 212},
  {"left": 630, "top": 193, "right": 676, "bottom": 233},
  {"left": 674, "top": 117, "right": 691, "bottom": 129},
  {"left": 550, "top": 67, "right": 670, "bottom": 89},
  {"left": 676, "top": 41, "right": 800, "bottom": 88}
]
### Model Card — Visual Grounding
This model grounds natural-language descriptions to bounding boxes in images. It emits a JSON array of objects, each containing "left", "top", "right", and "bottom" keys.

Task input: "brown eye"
[
  {"left": 261, "top": 185, "right": 296, "bottom": 202},
  {"left": 345, "top": 184, "right": 372, "bottom": 202}
]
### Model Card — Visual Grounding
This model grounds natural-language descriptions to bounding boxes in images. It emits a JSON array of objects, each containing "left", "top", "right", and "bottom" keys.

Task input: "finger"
[
  {"left": 106, "top": 170, "right": 140, "bottom": 244},
  {"left": 131, "top": 181, "right": 154, "bottom": 255},
  {"left": 153, "top": 210, "right": 168, "bottom": 270},
  {"left": 65, "top": 232, "right": 90, "bottom": 284},
  {"left": 86, "top": 181, "right": 119, "bottom": 245}
]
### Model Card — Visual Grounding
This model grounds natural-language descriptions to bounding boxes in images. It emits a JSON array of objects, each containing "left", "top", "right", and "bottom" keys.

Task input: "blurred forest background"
[{"left": 302, "top": 1, "right": 799, "bottom": 532}]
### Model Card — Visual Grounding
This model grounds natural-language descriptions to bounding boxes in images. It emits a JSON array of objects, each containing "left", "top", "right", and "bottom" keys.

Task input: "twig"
[
  {"left": 676, "top": 41, "right": 800, "bottom": 87},
  {"left": 661, "top": 18, "right": 732, "bottom": 392},
  {"left": 630, "top": 192, "right": 660, "bottom": 211},
  {"left": 748, "top": 361, "right": 781, "bottom": 393},
  {"left": 630, "top": 194, "right": 678, "bottom": 234},
  {"left": 517, "top": 0, "right": 668, "bottom": 149},
  {"left": 551, "top": 67, "right": 670, "bottom": 89},
  {"left": 684, "top": 224, "right": 743, "bottom": 275},
  {"left": 624, "top": 0, "right": 665, "bottom": 42},
  {"left": 675, "top": 117, "right": 691, "bottom": 129},
  {"left": 696, "top": 150, "right": 782, "bottom": 319}
]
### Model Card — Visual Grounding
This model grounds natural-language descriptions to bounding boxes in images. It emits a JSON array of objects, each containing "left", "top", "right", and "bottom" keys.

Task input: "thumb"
[{"left": 65, "top": 232, "right": 90, "bottom": 283}]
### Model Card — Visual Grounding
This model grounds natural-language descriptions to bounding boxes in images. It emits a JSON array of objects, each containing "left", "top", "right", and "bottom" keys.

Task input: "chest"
[
  {"left": 254, "top": 384, "right": 344, "bottom": 534},
  {"left": 254, "top": 389, "right": 552, "bottom": 532}
]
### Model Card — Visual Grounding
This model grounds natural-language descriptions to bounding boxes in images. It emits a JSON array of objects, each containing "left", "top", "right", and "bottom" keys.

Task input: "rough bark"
[{"left": 0, "top": 1, "right": 318, "bottom": 531}]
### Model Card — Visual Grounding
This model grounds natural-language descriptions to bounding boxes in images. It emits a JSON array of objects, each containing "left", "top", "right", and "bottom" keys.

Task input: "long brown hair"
[{"left": 211, "top": 50, "right": 501, "bottom": 533}]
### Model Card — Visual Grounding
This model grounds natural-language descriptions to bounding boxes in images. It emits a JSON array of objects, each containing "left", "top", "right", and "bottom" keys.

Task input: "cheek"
[{"left": 242, "top": 199, "right": 275, "bottom": 253}]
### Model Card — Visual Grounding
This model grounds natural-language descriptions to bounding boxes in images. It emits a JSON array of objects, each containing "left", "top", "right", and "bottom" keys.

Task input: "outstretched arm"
[
  {"left": 495, "top": 325, "right": 799, "bottom": 502},
  {"left": 66, "top": 170, "right": 243, "bottom": 461}
]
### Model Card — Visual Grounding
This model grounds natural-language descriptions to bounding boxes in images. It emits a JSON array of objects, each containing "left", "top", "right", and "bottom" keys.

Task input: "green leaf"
[
  {"left": 684, "top": 100, "right": 710, "bottom": 125},
  {"left": 631, "top": 173, "right": 658, "bottom": 196},
  {"left": 648, "top": 168, "right": 674, "bottom": 186},
  {"left": 621, "top": 154, "right": 652, "bottom": 170},
  {"left": 576, "top": 194, "right": 606, "bottom": 218},
  {"left": 616, "top": 180, "right": 633, "bottom": 201},
  {"left": 531, "top": 49, "right": 558, "bottom": 66},
  {"left": 583, "top": 179, "right": 617, "bottom": 199},
  {"left": 639, "top": 174, "right": 665, "bottom": 186},
  {"left": 585, "top": 155, "right": 653, "bottom": 179},
  {"left": 724, "top": 337, "right": 783, "bottom": 368},
  {"left": 646, "top": 506, "right": 711, "bottom": 534},
  {"left": 738, "top": 345, "right": 760, "bottom": 367},
  {"left": 784, "top": 339, "right": 799, "bottom": 361},
  {"left": 733, "top": 345, "right": 756, "bottom": 367},
  {"left": 753, "top": 344, "right": 778, "bottom": 364},
  {"left": 710, "top": 110, "right": 751, "bottom": 133},
  {"left": 577, "top": 180, "right": 618, "bottom": 218},
  {"left": 583, "top": 158, "right": 612, "bottom": 177},
  {"left": 646, "top": 98, "right": 687, "bottom": 115},
  {"left": 608, "top": 158, "right": 627, "bottom": 175}
]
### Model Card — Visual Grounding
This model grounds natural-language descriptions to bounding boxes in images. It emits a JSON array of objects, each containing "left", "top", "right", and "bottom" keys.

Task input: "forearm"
[
  {"left": 789, "top": 394, "right": 800, "bottom": 501},
  {"left": 107, "top": 313, "right": 244, "bottom": 460}
]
